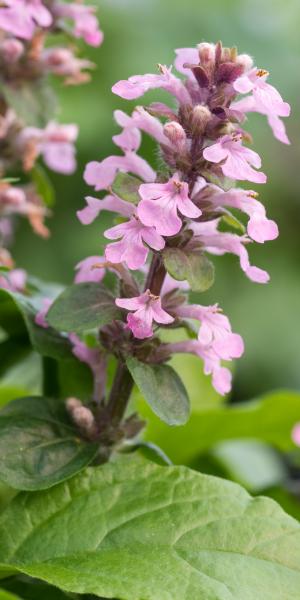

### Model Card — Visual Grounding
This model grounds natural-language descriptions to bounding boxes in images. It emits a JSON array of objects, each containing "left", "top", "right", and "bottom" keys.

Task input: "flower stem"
[{"left": 106, "top": 253, "right": 166, "bottom": 425}]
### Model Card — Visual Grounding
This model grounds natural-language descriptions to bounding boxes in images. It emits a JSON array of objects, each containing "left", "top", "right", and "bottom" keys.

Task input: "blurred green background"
[{"left": 13, "top": 0, "right": 300, "bottom": 402}]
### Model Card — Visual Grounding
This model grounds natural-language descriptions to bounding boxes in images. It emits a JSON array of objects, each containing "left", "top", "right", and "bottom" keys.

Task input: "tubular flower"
[
  {"left": 79, "top": 41, "right": 290, "bottom": 395},
  {"left": 116, "top": 290, "right": 174, "bottom": 339}
]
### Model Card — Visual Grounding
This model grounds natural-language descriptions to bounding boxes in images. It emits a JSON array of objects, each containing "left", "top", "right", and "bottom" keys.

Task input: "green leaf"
[
  {"left": 0, "top": 397, "right": 98, "bottom": 490},
  {"left": 163, "top": 247, "right": 215, "bottom": 292},
  {"left": 142, "top": 390, "right": 300, "bottom": 465},
  {"left": 47, "top": 283, "right": 121, "bottom": 334},
  {"left": 0, "top": 456, "right": 300, "bottom": 599},
  {"left": 111, "top": 172, "right": 141, "bottom": 204},
  {"left": 0, "top": 352, "right": 42, "bottom": 402},
  {"left": 127, "top": 356, "right": 190, "bottom": 425},
  {"left": 0, "top": 289, "right": 72, "bottom": 360},
  {"left": 1, "top": 79, "right": 57, "bottom": 128},
  {"left": 30, "top": 165, "right": 55, "bottom": 208},
  {"left": 222, "top": 211, "right": 245, "bottom": 233}
]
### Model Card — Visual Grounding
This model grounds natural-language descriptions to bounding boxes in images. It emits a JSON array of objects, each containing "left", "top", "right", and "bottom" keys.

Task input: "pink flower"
[
  {"left": 74, "top": 256, "right": 106, "bottom": 284},
  {"left": 114, "top": 108, "right": 169, "bottom": 147},
  {"left": 77, "top": 194, "right": 134, "bottom": 225},
  {"left": 105, "top": 217, "right": 165, "bottom": 270},
  {"left": 116, "top": 289, "right": 174, "bottom": 339},
  {"left": 292, "top": 423, "right": 300, "bottom": 447},
  {"left": 42, "top": 48, "right": 94, "bottom": 84},
  {"left": 84, "top": 153, "right": 156, "bottom": 192},
  {"left": 176, "top": 303, "right": 244, "bottom": 360},
  {"left": 233, "top": 68, "right": 290, "bottom": 118},
  {"left": 203, "top": 133, "right": 267, "bottom": 184},
  {"left": 191, "top": 221, "right": 270, "bottom": 283},
  {"left": 19, "top": 122, "right": 78, "bottom": 174},
  {"left": 209, "top": 187, "right": 278, "bottom": 243},
  {"left": 233, "top": 96, "right": 290, "bottom": 145},
  {"left": 138, "top": 174, "right": 201, "bottom": 237},
  {"left": 0, "top": 0, "right": 52, "bottom": 40},
  {"left": 35, "top": 297, "right": 53, "bottom": 328},
  {"left": 112, "top": 65, "right": 191, "bottom": 105},
  {"left": 163, "top": 339, "right": 232, "bottom": 395},
  {"left": 53, "top": 2, "right": 103, "bottom": 47}
]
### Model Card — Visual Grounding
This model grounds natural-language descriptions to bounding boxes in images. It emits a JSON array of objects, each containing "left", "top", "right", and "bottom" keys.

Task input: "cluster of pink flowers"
[
  {"left": 76, "top": 41, "right": 290, "bottom": 396},
  {"left": 0, "top": 0, "right": 103, "bottom": 291}
]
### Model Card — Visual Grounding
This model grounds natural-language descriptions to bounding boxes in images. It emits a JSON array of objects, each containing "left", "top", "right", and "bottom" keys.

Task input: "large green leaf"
[
  {"left": 47, "top": 283, "right": 121, "bottom": 334},
  {"left": 0, "top": 289, "right": 72, "bottom": 360},
  {"left": 0, "top": 456, "right": 300, "bottom": 599},
  {"left": 141, "top": 390, "right": 300, "bottom": 464},
  {"left": 127, "top": 356, "right": 190, "bottom": 425},
  {"left": 163, "top": 247, "right": 215, "bottom": 292},
  {"left": 0, "top": 397, "right": 98, "bottom": 490}
]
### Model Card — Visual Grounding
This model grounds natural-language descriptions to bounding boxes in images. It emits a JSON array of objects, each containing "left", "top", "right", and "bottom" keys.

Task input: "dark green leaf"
[
  {"left": 0, "top": 289, "right": 72, "bottom": 360},
  {"left": 47, "top": 283, "right": 121, "bottom": 334},
  {"left": 0, "top": 396, "right": 98, "bottom": 490},
  {"left": 127, "top": 356, "right": 190, "bottom": 425},
  {"left": 2, "top": 79, "right": 57, "bottom": 127},
  {"left": 2, "top": 576, "right": 73, "bottom": 600},
  {"left": 111, "top": 172, "right": 141, "bottom": 204},
  {"left": 30, "top": 165, "right": 55, "bottom": 208},
  {"left": 163, "top": 247, "right": 215, "bottom": 292},
  {"left": 0, "top": 456, "right": 300, "bottom": 599}
]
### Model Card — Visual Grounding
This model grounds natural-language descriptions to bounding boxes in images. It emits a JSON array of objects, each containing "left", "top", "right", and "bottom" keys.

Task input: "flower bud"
[
  {"left": 236, "top": 53, "right": 253, "bottom": 72},
  {"left": 198, "top": 42, "right": 215, "bottom": 65},
  {"left": 0, "top": 39, "right": 24, "bottom": 63},
  {"left": 66, "top": 397, "right": 97, "bottom": 437},
  {"left": 163, "top": 121, "right": 187, "bottom": 151},
  {"left": 191, "top": 105, "right": 211, "bottom": 134},
  {"left": 66, "top": 397, "right": 82, "bottom": 413}
]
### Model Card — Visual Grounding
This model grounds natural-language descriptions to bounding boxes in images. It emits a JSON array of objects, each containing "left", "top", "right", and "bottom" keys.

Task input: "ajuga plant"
[
  {"left": 0, "top": 0, "right": 103, "bottom": 290},
  {"left": 1, "top": 39, "right": 300, "bottom": 600}
]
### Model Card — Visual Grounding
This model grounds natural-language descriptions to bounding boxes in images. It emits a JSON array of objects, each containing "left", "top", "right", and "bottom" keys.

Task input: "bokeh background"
[{"left": 13, "top": 0, "right": 300, "bottom": 402}]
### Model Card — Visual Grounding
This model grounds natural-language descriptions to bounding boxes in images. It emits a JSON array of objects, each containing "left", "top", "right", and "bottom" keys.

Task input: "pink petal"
[
  {"left": 212, "top": 366, "right": 232, "bottom": 395},
  {"left": 203, "top": 141, "right": 228, "bottom": 164},
  {"left": 127, "top": 311, "right": 153, "bottom": 339},
  {"left": 292, "top": 423, "right": 300, "bottom": 447},
  {"left": 43, "top": 142, "right": 76, "bottom": 174},
  {"left": 75, "top": 256, "right": 105, "bottom": 283},
  {"left": 267, "top": 115, "right": 290, "bottom": 145},
  {"left": 138, "top": 199, "right": 182, "bottom": 237},
  {"left": 247, "top": 215, "right": 279, "bottom": 243},
  {"left": 84, "top": 158, "right": 120, "bottom": 190},
  {"left": 214, "top": 333, "right": 244, "bottom": 360},
  {"left": 116, "top": 295, "right": 146, "bottom": 311},
  {"left": 141, "top": 227, "right": 165, "bottom": 251},
  {"left": 233, "top": 74, "right": 254, "bottom": 94},
  {"left": 174, "top": 47, "right": 199, "bottom": 76},
  {"left": 77, "top": 197, "right": 102, "bottom": 225},
  {"left": 151, "top": 302, "right": 174, "bottom": 325}
]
